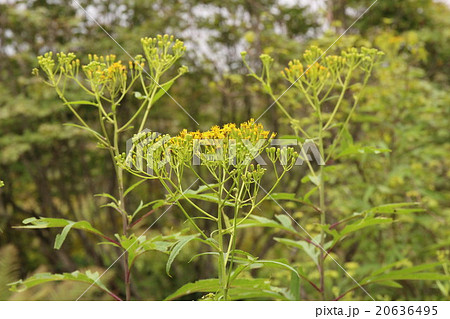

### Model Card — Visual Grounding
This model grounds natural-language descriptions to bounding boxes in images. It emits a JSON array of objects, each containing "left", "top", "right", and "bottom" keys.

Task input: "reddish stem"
[
  {"left": 107, "top": 290, "right": 123, "bottom": 301},
  {"left": 99, "top": 234, "right": 121, "bottom": 246},
  {"left": 128, "top": 209, "right": 156, "bottom": 229}
]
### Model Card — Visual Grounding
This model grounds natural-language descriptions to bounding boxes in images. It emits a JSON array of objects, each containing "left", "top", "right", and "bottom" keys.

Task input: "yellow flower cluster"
[
  {"left": 281, "top": 60, "right": 328, "bottom": 82},
  {"left": 100, "top": 61, "right": 127, "bottom": 81},
  {"left": 172, "top": 119, "right": 275, "bottom": 144},
  {"left": 124, "top": 120, "right": 280, "bottom": 172},
  {"left": 83, "top": 54, "right": 128, "bottom": 81}
]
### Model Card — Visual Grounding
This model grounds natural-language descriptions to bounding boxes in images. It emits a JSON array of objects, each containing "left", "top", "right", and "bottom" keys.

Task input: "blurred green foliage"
[{"left": 0, "top": 0, "right": 449, "bottom": 300}]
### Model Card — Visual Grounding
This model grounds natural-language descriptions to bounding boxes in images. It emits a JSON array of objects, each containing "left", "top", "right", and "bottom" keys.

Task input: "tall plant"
[
  {"left": 120, "top": 120, "right": 299, "bottom": 300},
  {"left": 240, "top": 47, "right": 446, "bottom": 300},
  {"left": 9, "top": 35, "right": 188, "bottom": 301}
]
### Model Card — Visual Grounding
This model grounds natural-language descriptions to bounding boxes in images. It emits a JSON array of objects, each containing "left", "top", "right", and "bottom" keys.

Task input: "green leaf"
[
  {"left": 183, "top": 184, "right": 219, "bottom": 195},
  {"left": 54, "top": 223, "right": 75, "bottom": 249},
  {"left": 8, "top": 270, "right": 111, "bottom": 294},
  {"left": 371, "top": 259, "right": 412, "bottom": 276},
  {"left": 341, "top": 126, "right": 354, "bottom": 149},
  {"left": 337, "top": 145, "right": 391, "bottom": 159},
  {"left": 268, "top": 191, "right": 319, "bottom": 208},
  {"left": 116, "top": 234, "right": 176, "bottom": 266},
  {"left": 226, "top": 287, "right": 289, "bottom": 301},
  {"left": 164, "top": 278, "right": 220, "bottom": 300},
  {"left": 274, "top": 237, "right": 319, "bottom": 266},
  {"left": 188, "top": 252, "right": 219, "bottom": 263},
  {"left": 94, "top": 193, "right": 118, "bottom": 203},
  {"left": 131, "top": 199, "right": 162, "bottom": 219},
  {"left": 269, "top": 193, "right": 298, "bottom": 201},
  {"left": 123, "top": 179, "right": 146, "bottom": 198},
  {"left": 357, "top": 263, "right": 450, "bottom": 288},
  {"left": 289, "top": 270, "right": 301, "bottom": 300},
  {"left": 275, "top": 215, "right": 295, "bottom": 231},
  {"left": 237, "top": 215, "right": 295, "bottom": 233},
  {"left": 18, "top": 217, "right": 105, "bottom": 249},
  {"left": 339, "top": 217, "right": 393, "bottom": 236},
  {"left": 365, "top": 272, "right": 450, "bottom": 283},
  {"left": 251, "top": 259, "right": 301, "bottom": 278},
  {"left": 134, "top": 79, "right": 174, "bottom": 104},
  {"left": 322, "top": 216, "right": 393, "bottom": 248},
  {"left": 376, "top": 280, "right": 403, "bottom": 288},
  {"left": 371, "top": 262, "right": 443, "bottom": 278},
  {"left": 366, "top": 202, "right": 425, "bottom": 215},
  {"left": 166, "top": 234, "right": 198, "bottom": 276},
  {"left": 164, "top": 278, "right": 279, "bottom": 300},
  {"left": 152, "top": 79, "right": 175, "bottom": 104},
  {"left": 303, "top": 187, "right": 318, "bottom": 203},
  {"left": 301, "top": 175, "right": 320, "bottom": 186}
]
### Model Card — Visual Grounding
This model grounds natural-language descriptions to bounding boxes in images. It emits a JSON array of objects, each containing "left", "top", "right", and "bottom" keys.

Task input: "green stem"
[
  {"left": 316, "top": 90, "right": 326, "bottom": 300},
  {"left": 217, "top": 167, "right": 227, "bottom": 300},
  {"left": 112, "top": 104, "right": 131, "bottom": 301},
  {"left": 323, "top": 67, "right": 354, "bottom": 130},
  {"left": 224, "top": 168, "right": 247, "bottom": 298},
  {"left": 138, "top": 73, "right": 160, "bottom": 132}
]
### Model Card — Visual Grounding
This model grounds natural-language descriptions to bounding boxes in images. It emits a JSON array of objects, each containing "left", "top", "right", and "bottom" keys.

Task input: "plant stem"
[
  {"left": 317, "top": 91, "right": 326, "bottom": 301},
  {"left": 138, "top": 74, "right": 160, "bottom": 133},
  {"left": 112, "top": 106, "right": 131, "bottom": 301},
  {"left": 117, "top": 166, "right": 131, "bottom": 301},
  {"left": 318, "top": 163, "right": 326, "bottom": 300},
  {"left": 217, "top": 168, "right": 227, "bottom": 300},
  {"left": 224, "top": 170, "right": 247, "bottom": 298}
]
